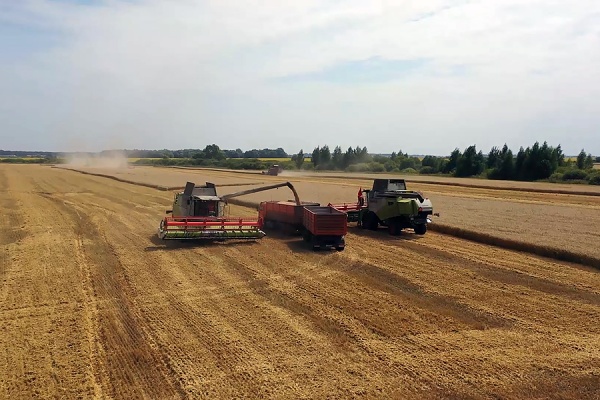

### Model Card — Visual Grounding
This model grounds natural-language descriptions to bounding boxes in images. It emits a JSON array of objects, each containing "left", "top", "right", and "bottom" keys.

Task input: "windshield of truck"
[{"left": 387, "top": 180, "right": 406, "bottom": 191}]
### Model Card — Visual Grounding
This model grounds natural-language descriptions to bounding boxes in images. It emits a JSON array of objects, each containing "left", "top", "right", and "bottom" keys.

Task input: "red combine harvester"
[
  {"left": 158, "top": 181, "right": 300, "bottom": 241},
  {"left": 259, "top": 201, "right": 347, "bottom": 251}
]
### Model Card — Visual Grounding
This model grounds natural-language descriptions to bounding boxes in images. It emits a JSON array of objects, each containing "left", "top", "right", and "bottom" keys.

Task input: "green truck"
[{"left": 332, "top": 179, "right": 435, "bottom": 235}]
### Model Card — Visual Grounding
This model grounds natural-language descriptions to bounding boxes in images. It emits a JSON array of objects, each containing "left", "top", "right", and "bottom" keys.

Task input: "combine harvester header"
[{"left": 159, "top": 217, "right": 265, "bottom": 240}]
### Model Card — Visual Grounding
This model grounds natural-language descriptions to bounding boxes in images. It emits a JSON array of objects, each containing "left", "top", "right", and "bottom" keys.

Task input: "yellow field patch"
[
  {"left": 228, "top": 157, "right": 313, "bottom": 162},
  {"left": 0, "top": 157, "right": 45, "bottom": 160},
  {"left": 256, "top": 157, "right": 291, "bottom": 162},
  {"left": 127, "top": 158, "right": 162, "bottom": 162}
]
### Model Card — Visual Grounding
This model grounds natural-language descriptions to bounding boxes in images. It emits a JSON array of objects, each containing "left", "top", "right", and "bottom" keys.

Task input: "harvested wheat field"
[
  {"left": 2, "top": 164, "right": 600, "bottom": 399},
  {"left": 63, "top": 165, "right": 600, "bottom": 260}
]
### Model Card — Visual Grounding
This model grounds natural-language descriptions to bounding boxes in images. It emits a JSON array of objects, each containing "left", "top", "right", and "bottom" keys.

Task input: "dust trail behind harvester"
[
  {"left": 278, "top": 170, "right": 311, "bottom": 178},
  {"left": 64, "top": 150, "right": 129, "bottom": 170}
]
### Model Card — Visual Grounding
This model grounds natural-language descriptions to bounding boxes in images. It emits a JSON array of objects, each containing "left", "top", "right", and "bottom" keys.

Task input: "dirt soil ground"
[
  {"left": 61, "top": 165, "right": 600, "bottom": 260},
  {"left": 1, "top": 164, "right": 599, "bottom": 399}
]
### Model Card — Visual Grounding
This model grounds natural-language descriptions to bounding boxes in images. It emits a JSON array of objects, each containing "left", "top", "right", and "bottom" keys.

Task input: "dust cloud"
[
  {"left": 278, "top": 170, "right": 311, "bottom": 178},
  {"left": 64, "top": 151, "right": 129, "bottom": 170}
]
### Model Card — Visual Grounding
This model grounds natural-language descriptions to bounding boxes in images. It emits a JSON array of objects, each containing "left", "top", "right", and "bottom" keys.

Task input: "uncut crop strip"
[{"left": 305, "top": 174, "right": 600, "bottom": 197}]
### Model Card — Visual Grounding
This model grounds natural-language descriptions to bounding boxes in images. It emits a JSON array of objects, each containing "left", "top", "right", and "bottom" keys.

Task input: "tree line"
[
  {"left": 132, "top": 142, "right": 598, "bottom": 184},
  {"left": 445, "top": 143, "right": 597, "bottom": 183},
  {"left": 123, "top": 147, "right": 287, "bottom": 159},
  {"left": 289, "top": 142, "right": 598, "bottom": 184}
]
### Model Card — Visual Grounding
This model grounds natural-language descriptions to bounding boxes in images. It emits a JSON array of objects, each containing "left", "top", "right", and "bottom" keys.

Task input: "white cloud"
[{"left": 1, "top": 0, "right": 599, "bottom": 155}]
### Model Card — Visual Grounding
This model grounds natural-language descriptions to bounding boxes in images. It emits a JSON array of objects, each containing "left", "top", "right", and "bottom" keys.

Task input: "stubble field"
[{"left": 1, "top": 164, "right": 599, "bottom": 399}]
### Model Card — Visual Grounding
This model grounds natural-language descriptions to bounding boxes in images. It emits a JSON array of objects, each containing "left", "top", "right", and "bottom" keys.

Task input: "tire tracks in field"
[
  {"left": 102, "top": 217, "right": 337, "bottom": 398},
  {"left": 1, "top": 168, "right": 101, "bottom": 398},
  {"left": 34, "top": 182, "right": 106, "bottom": 399},
  {"left": 215, "top": 245, "right": 356, "bottom": 345},
  {"left": 7, "top": 165, "right": 600, "bottom": 399},
  {"left": 405, "top": 233, "right": 600, "bottom": 306},
  {"left": 76, "top": 197, "right": 293, "bottom": 398},
  {"left": 72, "top": 230, "right": 105, "bottom": 399},
  {"left": 347, "top": 231, "right": 600, "bottom": 333},
  {"left": 38, "top": 192, "right": 185, "bottom": 399},
  {"left": 215, "top": 238, "right": 507, "bottom": 348},
  {"left": 0, "top": 168, "right": 26, "bottom": 247},
  {"left": 101, "top": 205, "right": 441, "bottom": 397}
]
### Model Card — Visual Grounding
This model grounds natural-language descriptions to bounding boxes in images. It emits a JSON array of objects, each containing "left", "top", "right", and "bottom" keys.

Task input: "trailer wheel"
[
  {"left": 414, "top": 224, "right": 427, "bottom": 235},
  {"left": 302, "top": 231, "right": 311, "bottom": 242}
]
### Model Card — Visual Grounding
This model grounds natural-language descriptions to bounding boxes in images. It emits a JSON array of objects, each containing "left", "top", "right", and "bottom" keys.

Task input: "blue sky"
[{"left": 1, "top": 0, "right": 599, "bottom": 155}]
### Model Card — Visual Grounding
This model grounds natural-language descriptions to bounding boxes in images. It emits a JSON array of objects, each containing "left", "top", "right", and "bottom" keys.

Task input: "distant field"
[
  {"left": 242, "top": 157, "right": 313, "bottom": 162},
  {"left": 256, "top": 157, "right": 292, "bottom": 162},
  {"left": 127, "top": 158, "right": 161, "bottom": 162},
  {"left": 594, "top": 163, "right": 600, "bottom": 170},
  {"left": 0, "top": 157, "right": 45, "bottom": 161}
]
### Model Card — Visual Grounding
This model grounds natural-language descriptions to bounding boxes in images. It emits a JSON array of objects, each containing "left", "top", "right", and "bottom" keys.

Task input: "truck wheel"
[
  {"left": 414, "top": 224, "right": 427, "bottom": 235},
  {"left": 362, "top": 212, "right": 378, "bottom": 231},
  {"left": 388, "top": 221, "right": 401, "bottom": 236},
  {"left": 336, "top": 246, "right": 345, "bottom": 252},
  {"left": 359, "top": 213, "right": 368, "bottom": 229}
]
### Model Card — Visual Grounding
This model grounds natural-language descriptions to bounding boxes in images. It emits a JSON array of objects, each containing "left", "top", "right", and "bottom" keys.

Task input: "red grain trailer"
[
  {"left": 258, "top": 201, "right": 319, "bottom": 233},
  {"left": 302, "top": 206, "right": 347, "bottom": 251}
]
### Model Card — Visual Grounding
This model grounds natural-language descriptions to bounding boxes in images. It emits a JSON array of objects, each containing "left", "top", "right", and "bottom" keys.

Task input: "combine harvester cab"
[
  {"left": 262, "top": 164, "right": 283, "bottom": 176},
  {"left": 158, "top": 182, "right": 265, "bottom": 241}
]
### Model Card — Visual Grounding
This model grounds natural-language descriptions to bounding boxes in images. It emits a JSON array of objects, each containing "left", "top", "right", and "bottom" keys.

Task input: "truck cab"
[
  {"left": 366, "top": 179, "right": 432, "bottom": 213},
  {"left": 361, "top": 178, "right": 433, "bottom": 235}
]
